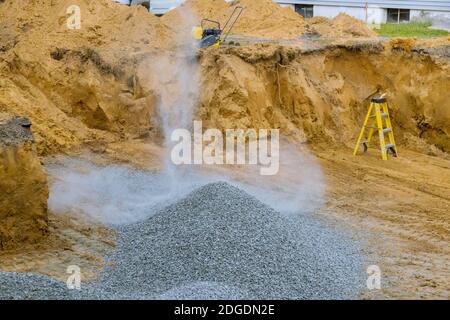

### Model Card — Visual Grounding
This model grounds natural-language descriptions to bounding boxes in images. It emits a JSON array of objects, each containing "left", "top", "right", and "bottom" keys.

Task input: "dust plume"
[
  {"left": 47, "top": 143, "right": 325, "bottom": 226},
  {"left": 148, "top": 6, "right": 200, "bottom": 178},
  {"left": 47, "top": 4, "right": 326, "bottom": 226}
]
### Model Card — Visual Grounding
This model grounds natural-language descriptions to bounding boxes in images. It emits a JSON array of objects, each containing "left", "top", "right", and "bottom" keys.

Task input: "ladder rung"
[
  {"left": 364, "top": 126, "right": 392, "bottom": 133},
  {"left": 370, "top": 113, "right": 389, "bottom": 118},
  {"left": 355, "top": 100, "right": 396, "bottom": 159}
]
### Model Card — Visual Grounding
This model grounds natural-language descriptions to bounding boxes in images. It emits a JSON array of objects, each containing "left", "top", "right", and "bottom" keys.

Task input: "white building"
[
  {"left": 276, "top": 1, "right": 450, "bottom": 26},
  {"left": 150, "top": 0, "right": 183, "bottom": 15}
]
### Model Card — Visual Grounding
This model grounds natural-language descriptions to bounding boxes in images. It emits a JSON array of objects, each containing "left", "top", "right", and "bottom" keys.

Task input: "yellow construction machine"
[{"left": 192, "top": 6, "right": 244, "bottom": 48}]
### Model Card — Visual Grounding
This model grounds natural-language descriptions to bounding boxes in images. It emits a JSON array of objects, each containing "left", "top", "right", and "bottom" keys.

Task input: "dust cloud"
[
  {"left": 47, "top": 143, "right": 324, "bottom": 226},
  {"left": 47, "top": 5, "right": 325, "bottom": 226}
]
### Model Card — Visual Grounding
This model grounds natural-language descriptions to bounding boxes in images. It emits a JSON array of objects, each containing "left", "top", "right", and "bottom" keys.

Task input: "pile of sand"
[
  {"left": 0, "top": 0, "right": 169, "bottom": 52},
  {"left": 162, "top": 0, "right": 308, "bottom": 39},
  {"left": 0, "top": 0, "right": 170, "bottom": 155},
  {"left": 162, "top": 1, "right": 376, "bottom": 40},
  {"left": 231, "top": 0, "right": 308, "bottom": 38},
  {"left": 0, "top": 0, "right": 444, "bottom": 158},
  {"left": 308, "top": 13, "right": 378, "bottom": 38}
]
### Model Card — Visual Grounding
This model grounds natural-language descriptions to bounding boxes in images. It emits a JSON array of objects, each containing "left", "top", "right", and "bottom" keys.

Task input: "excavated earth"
[
  {"left": 0, "top": 113, "right": 48, "bottom": 249},
  {"left": 0, "top": 0, "right": 449, "bottom": 299}
]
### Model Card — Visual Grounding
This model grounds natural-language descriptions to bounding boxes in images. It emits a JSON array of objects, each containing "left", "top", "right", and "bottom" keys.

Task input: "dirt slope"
[
  {"left": 0, "top": 0, "right": 168, "bottom": 155},
  {"left": 199, "top": 41, "right": 450, "bottom": 154},
  {"left": 0, "top": 0, "right": 449, "bottom": 299},
  {"left": 0, "top": 0, "right": 379, "bottom": 156},
  {"left": 309, "top": 13, "right": 378, "bottom": 38},
  {"left": 0, "top": 113, "right": 48, "bottom": 249},
  {"left": 162, "top": 0, "right": 308, "bottom": 40},
  {"left": 315, "top": 147, "right": 450, "bottom": 299},
  {"left": 162, "top": 0, "right": 376, "bottom": 40}
]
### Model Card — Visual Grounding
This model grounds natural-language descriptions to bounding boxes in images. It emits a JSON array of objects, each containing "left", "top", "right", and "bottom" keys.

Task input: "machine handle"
[
  {"left": 221, "top": 6, "right": 244, "bottom": 43},
  {"left": 201, "top": 19, "right": 221, "bottom": 30}
]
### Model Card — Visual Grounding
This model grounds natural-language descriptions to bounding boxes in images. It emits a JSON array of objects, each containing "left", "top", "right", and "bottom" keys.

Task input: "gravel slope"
[
  {"left": 0, "top": 182, "right": 364, "bottom": 300},
  {"left": 0, "top": 272, "right": 75, "bottom": 300}
]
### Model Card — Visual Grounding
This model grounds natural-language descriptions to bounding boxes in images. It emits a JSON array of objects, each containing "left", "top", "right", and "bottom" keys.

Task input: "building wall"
[
  {"left": 150, "top": 0, "right": 184, "bottom": 15},
  {"left": 277, "top": 1, "right": 450, "bottom": 25},
  {"left": 316, "top": 5, "right": 385, "bottom": 23},
  {"left": 314, "top": 5, "right": 364, "bottom": 20},
  {"left": 411, "top": 9, "right": 450, "bottom": 27},
  {"left": 146, "top": 0, "right": 450, "bottom": 26},
  {"left": 279, "top": 4, "right": 386, "bottom": 24},
  {"left": 275, "top": 1, "right": 450, "bottom": 11},
  {"left": 275, "top": 2, "right": 385, "bottom": 23},
  {"left": 278, "top": 3, "right": 295, "bottom": 10},
  {"left": 369, "top": 7, "right": 388, "bottom": 24}
]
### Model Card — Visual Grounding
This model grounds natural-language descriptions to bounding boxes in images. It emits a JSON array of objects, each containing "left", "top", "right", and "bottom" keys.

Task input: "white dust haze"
[
  {"left": 47, "top": 6, "right": 326, "bottom": 225},
  {"left": 47, "top": 144, "right": 324, "bottom": 225},
  {"left": 149, "top": 7, "right": 200, "bottom": 181}
]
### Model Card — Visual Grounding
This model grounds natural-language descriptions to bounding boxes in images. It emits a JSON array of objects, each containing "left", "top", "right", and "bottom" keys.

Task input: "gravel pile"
[
  {"left": 0, "top": 272, "right": 75, "bottom": 300},
  {"left": 0, "top": 182, "right": 364, "bottom": 300},
  {"left": 0, "top": 115, "right": 34, "bottom": 146}
]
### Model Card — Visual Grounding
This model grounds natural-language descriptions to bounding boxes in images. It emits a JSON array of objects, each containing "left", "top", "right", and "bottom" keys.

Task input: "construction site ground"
[
  {"left": 1, "top": 142, "right": 448, "bottom": 299},
  {"left": 0, "top": 0, "right": 449, "bottom": 300},
  {"left": 315, "top": 146, "right": 450, "bottom": 299}
]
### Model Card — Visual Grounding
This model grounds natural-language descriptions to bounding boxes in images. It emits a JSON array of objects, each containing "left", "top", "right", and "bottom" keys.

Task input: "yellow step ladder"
[{"left": 353, "top": 96, "right": 398, "bottom": 160}]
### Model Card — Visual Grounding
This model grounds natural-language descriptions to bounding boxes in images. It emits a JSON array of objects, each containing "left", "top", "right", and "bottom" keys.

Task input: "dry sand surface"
[
  {"left": 0, "top": 0, "right": 449, "bottom": 299},
  {"left": 308, "top": 13, "right": 378, "bottom": 38},
  {"left": 314, "top": 147, "right": 450, "bottom": 299},
  {"left": 0, "top": 212, "right": 115, "bottom": 282}
]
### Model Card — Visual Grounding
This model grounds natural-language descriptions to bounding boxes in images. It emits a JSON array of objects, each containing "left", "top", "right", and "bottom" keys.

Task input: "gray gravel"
[
  {"left": 0, "top": 115, "right": 34, "bottom": 146},
  {"left": 155, "top": 281, "right": 252, "bottom": 300},
  {"left": 0, "top": 182, "right": 364, "bottom": 300},
  {"left": 0, "top": 272, "right": 75, "bottom": 300}
]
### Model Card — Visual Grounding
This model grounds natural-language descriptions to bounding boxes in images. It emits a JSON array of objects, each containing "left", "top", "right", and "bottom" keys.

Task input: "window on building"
[
  {"left": 295, "top": 4, "right": 314, "bottom": 19},
  {"left": 387, "top": 9, "right": 410, "bottom": 23}
]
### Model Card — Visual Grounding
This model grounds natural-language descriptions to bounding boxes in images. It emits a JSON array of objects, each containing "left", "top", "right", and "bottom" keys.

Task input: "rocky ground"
[{"left": 0, "top": 182, "right": 364, "bottom": 300}]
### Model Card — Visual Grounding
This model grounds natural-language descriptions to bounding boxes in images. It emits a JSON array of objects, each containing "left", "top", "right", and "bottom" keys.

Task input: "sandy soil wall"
[
  {"left": 0, "top": 114, "right": 48, "bottom": 249},
  {"left": 199, "top": 42, "right": 450, "bottom": 154},
  {"left": 1, "top": 0, "right": 446, "bottom": 157},
  {"left": 0, "top": 0, "right": 168, "bottom": 155}
]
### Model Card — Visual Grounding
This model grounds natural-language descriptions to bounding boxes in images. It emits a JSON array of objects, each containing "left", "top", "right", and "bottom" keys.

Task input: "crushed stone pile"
[
  {"left": 104, "top": 182, "right": 364, "bottom": 299},
  {"left": 0, "top": 272, "right": 74, "bottom": 300},
  {"left": 0, "top": 113, "right": 34, "bottom": 146},
  {"left": 0, "top": 182, "right": 364, "bottom": 300}
]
